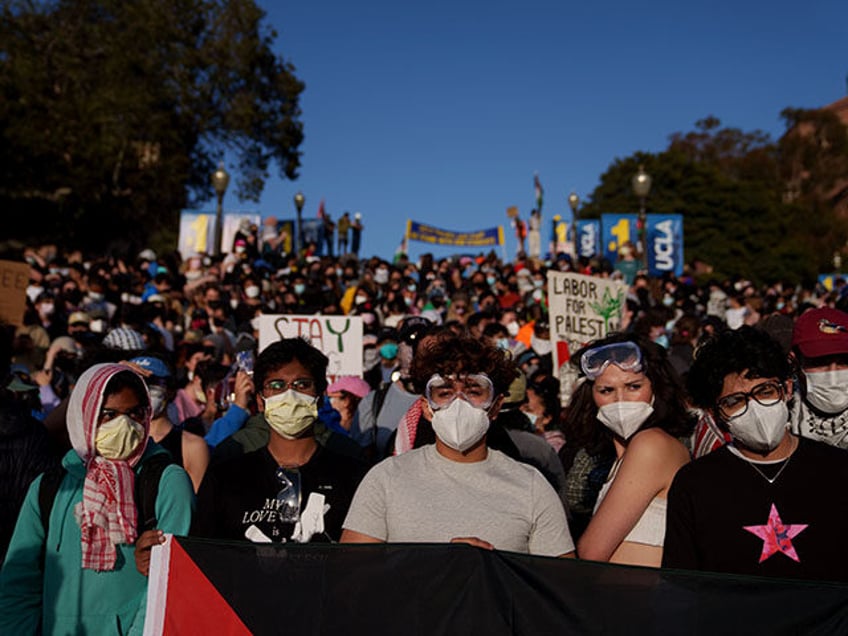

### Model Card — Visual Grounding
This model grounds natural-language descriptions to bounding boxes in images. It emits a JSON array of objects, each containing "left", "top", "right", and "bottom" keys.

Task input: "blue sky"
[{"left": 231, "top": 0, "right": 848, "bottom": 262}]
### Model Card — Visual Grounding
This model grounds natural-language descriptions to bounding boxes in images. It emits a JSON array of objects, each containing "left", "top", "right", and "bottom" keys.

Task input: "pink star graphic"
[{"left": 743, "top": 503, "right": 808, "bottom": 563}]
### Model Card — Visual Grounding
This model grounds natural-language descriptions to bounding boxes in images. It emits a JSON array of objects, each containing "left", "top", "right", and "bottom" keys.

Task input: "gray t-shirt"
[{"left": 343, "top": 445, "right": 575, "bottom": 557}]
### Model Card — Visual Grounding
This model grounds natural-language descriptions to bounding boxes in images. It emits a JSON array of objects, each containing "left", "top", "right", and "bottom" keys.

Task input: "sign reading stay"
[{"left": 257, "top": 314, "right": 363, "bottom": 378}]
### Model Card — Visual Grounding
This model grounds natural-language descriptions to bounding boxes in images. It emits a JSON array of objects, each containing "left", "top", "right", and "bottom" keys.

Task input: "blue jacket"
[{"left": 0, "top": 443, "right": 194, "bottom": 635}]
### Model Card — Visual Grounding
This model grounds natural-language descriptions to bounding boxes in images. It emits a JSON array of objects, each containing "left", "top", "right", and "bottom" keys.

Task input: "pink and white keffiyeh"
[{"left": 67, "top": 363, "right": 150, "bottom": 571}]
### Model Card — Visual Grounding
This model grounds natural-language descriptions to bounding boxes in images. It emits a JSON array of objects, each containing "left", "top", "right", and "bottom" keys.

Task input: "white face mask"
[
  {"left": 431, "top": 398, "right": 491, "bottom": 452},
  {"left": 597, "top": 401, "right": 654, "bottom": 440},
  {"left": 245, "top": 286, "right": 261, "bottom": 299},
  {"left": 95, "top": 415, "right": 145, "bottom": 460},
  {"left": 506, "top": 321, "right": 519, "bottom": 337},
  {"left": 805, "top": 369, "right": 848, "bottom": 414},
  {"left": 531, "top": 335, "right": 552, "bottom": 356},
  {"left": 726, "top": 400, "right": 789, "bottom": 453},
  {"left": 525, "top": 412, "right": 539, "bottom": 429},
  {"left": 148, "top": 385, "right": 168, "bottom": 418},
  {"left": 264, "top": 389, "right": 319, "bottom": 439}
]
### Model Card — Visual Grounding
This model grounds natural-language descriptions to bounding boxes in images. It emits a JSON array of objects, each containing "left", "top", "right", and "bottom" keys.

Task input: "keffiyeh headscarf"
[{"left": 67, "top": 363, "right": 150, "bottom": 571}]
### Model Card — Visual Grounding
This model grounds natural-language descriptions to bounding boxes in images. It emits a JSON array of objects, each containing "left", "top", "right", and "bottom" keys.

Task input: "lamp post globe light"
[
  {"left": 631, "top": 164, "right": 652, "bottom": 270},
  {"left": 293, "top": 191, "right": 305, "bottom": 256},
  {"left": 567, "top": 192, "right": 580, "bottom": 258},
  {"left": 211, "top": 163, "right": 230, "bottom": 257}
]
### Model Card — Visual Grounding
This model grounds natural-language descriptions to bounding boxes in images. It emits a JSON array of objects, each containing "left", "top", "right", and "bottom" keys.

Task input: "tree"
[
  {"left": 581, "top": 116, "right": 848, "bottom": 285},
  {"left": 0, "top": 0, "right": 304, "bottom": 253}
]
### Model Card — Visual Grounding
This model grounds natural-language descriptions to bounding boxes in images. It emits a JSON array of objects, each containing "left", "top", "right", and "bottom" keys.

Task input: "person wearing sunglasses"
[
  {"left": 571, "top": 333, "right": 693, "bottom": 567},
  {"left": 664, "top": 326, "right": 848, "bottom": 581},
  {"left": 191, "top": 338, "right": 368, "bottom": 544},
  {"left": 341, "top": 333, "right": 575, "bottom": 557}
]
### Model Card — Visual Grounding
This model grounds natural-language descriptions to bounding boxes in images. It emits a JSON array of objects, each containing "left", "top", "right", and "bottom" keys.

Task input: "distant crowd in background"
[{"left": 4, "top": 236, "right": 848, "bottom": 631}]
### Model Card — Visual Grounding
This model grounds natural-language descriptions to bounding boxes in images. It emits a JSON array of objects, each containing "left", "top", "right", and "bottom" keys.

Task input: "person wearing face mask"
[
  {"left": 664, "top": 326, "right": 848, "bottom": 581},
  {"left": 571, "top": 334, "right": 693, "bottom": 567},
  {"left": 0, "top": 363, "right": 194, "bottom": 634},
  {"left": 789, "top": 307, "right": 848, "bottom": 449},
  {"left": 191, "top": 338, "right": 368, "bottom": 544},
  {"left": 128, "top": 356, "right": 209, "bottom": 492},
  {"left": 341, "top": 333, "right": 575, "bottom": 557}
]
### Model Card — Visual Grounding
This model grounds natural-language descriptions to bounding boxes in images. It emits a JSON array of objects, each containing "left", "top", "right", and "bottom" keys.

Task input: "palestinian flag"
[{"left": 144, "top": 536, "right": 848, "bottom": 635}]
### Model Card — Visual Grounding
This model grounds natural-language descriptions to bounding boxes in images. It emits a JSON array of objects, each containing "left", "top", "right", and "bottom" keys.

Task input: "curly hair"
[
  {"left": 686, "top": 325, "right": 792, "bottom": 411},
  {"left": 564, "top": 332, "right": 694, "bottom": 449},
  {"left": 255, "top": 338, "right": 329, "bottom": 395},
  {"left": 409, "top": 333, "right": 519, "bottom": 396}
]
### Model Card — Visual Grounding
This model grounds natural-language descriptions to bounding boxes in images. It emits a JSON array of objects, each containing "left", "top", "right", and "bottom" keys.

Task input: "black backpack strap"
[
  {"left": 372, "top": 382, "right": 392, "bottom": 422},
  {"left": 38, "top": 465, "right": 66, "bottom": 570},
  {"left": 135, "top": 453, "right": 175, "bottom": 533},
  {"left": 38, "top": 466, "right": 66, "bottom": 538}
]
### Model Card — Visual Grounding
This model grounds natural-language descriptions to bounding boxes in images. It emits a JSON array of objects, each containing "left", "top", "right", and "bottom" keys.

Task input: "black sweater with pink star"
[{"left": 663, "top": 437, "right": 848, "bottom": 582}]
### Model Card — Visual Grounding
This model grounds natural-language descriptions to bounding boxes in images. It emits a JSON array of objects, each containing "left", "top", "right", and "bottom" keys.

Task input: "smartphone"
[{"left": 236, "top": 350, "right": 254, "bottom": 377}]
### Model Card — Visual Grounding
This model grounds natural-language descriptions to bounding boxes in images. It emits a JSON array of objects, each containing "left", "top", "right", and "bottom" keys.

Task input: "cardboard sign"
[
  {"left": 257, "top": 314, "right": 363, "bottom": 378},
  {"left": 547, "top": 271, "right": 628, "bottom": 402},
  {"left": 0, "top": 260, "right": 31, "bottom": 326}
]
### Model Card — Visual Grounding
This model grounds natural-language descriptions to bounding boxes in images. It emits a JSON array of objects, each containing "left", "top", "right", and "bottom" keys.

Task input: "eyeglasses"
[
  {"left": 261, "top": 378, "right": 316, "bottom": 398},
  {"left": 275, "top": 467, "right": 301, "bottom": 523},
  {"left": 425, "top": 373, "right": 495, "bottom": 410},
  {"left": 580, "top": 341, "right": 643, "bottom": 380},
  {"left": 716, "top": 381, "right": 785, "bottom": 420},
  {"left": 99, "top": 405, "right": 149, "bottom": 424}
]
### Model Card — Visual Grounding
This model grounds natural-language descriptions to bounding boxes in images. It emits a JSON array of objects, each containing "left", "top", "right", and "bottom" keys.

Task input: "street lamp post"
[
  {"left": 567, "top": 192, "right": 579, "bottom": 258},
  {"left": 631, "top": 164, "right": 652, "bottom": 270},
  {"left": 211, "top": 163, "right": 230, "bottom": 257},
  {"left": 293, "top": 191, "right": 305, "bottom": 257}
]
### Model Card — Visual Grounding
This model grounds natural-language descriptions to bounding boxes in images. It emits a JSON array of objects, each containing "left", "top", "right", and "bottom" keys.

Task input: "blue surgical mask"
[
  {"left": 487, "top": 276, "right": 497, "bottom": 286},
  {"left": 653, "top": 334, "right": 670, "bottom": 349},
  {"left": 294, "top": 283, "right": 305, "bottom": 296},
  {"left": 379, "top": 343, "right": 398, "bottom": 360}
]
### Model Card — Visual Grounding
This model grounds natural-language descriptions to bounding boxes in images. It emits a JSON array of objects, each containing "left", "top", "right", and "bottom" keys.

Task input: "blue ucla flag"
[
  {"left": 646, "top": 214, "right": 684, "bottom": 277},
  {"left": 601, "top": 214, "right": 639, "bottom": 265},
  {"left": 575, "top": 220, "right": 601, "bottom": 259}
]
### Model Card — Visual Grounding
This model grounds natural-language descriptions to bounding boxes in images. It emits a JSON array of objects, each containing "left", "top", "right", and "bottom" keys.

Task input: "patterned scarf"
[
  {"left": 67, "top": 363, "right": 150, "bottom": 571},
  {"left": 393, "top": 399, "right": 424, "bottom": 455}
]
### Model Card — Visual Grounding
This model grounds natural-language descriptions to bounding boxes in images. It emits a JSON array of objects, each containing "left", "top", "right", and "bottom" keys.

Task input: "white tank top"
[{"left": 593, "top": 459, "right": 667, "bottom": 547}]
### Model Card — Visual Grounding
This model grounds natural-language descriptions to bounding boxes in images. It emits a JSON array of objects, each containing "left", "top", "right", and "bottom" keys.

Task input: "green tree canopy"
[
  {"left": 0, "top": 0, "right": 304, "bottom": 252},
  {"left": 580, "top": 116, "right": 848, "bottom": 286}
]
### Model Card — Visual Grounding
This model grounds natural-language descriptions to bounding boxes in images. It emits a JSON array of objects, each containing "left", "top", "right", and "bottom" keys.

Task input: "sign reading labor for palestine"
[
  {"left": 547, "top": 271, "right": 627, "bottom": 400},
  {"left": 257, "top": 314, "right": 363, "bottom": 379}
]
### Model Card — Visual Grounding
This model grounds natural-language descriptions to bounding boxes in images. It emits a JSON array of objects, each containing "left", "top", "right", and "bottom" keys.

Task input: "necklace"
[{"left": 742, "top": 436, "right": 797, "bottom": 485}]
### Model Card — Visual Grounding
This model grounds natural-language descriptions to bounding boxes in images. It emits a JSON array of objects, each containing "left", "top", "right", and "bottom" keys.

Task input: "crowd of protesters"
[{"left": 4, "top": 229, "right": 848, "bottom": 631}]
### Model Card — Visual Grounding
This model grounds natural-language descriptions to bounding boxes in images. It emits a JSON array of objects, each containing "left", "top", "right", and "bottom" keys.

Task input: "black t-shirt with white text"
[{"left": 192, "top": 444, "right": 368, "bottom": 543}]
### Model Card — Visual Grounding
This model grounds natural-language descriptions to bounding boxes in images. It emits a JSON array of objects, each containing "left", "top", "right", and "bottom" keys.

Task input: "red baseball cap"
[{"left": 792, "top": 308, "right": 848, "bottom": 358}]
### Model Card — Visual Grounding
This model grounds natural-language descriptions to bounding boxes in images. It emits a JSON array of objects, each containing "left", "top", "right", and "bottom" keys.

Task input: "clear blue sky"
[{"left": 234, "top": 0, "right": 848, "bottom": 262}]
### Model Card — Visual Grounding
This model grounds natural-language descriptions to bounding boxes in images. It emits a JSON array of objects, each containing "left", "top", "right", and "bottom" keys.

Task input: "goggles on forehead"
[
  {"left": 580, "top": 341, "right": 644, "bottom": 380},
  {"left": 425, "top": 373, "right": 495, "bottom": 411}
]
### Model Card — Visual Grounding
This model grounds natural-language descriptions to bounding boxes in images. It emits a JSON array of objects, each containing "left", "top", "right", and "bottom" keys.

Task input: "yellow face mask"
[
  {"left": 95, "top": 415, "right": 145, "bottom": 460},
  {"left": 264, "top": 390, "right": 318, "bottom": 439}
]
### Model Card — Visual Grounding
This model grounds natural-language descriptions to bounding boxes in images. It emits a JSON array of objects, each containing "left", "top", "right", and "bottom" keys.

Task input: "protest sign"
[
  {"left": 257, "top": 314, "right": 363, "bottom": 379},
  {"left": 0, "top": 260, "right": 31, "bottom": 326},
  {"left": 547, "top": 271, "right": 627, "bottom": 402}
]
